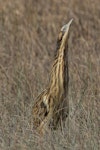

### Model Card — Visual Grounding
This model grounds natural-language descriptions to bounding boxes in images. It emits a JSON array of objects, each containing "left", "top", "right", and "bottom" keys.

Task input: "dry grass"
[{"left": 0, "top": 0, "right": 100, "bottom": 149}]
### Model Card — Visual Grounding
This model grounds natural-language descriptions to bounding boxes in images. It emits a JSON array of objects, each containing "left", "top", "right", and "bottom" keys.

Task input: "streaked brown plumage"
[{"left": 32, "top": 19, "right": 73, "bottom": 134}]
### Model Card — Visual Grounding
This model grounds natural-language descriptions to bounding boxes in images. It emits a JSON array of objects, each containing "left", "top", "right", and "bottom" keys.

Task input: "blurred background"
[{"left": 0, "top": 0, "right": 100, "bottom": 149}]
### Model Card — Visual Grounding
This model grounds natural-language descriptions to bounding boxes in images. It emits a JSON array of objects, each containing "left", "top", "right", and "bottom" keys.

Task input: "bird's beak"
[
  {"left": 60, "top": 19, "right": 73, "bottom": 48},
  {"left": 61, "top": 19, "right": 73, "bottom": 33}
]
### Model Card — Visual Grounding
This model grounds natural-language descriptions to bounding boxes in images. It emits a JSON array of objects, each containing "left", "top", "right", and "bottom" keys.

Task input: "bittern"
[{"left": 32, "top": 19, "right": 73, "bottom": 134}]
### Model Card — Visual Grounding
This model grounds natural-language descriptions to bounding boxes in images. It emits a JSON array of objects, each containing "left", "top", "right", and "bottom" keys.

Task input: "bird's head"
[{"left": 57, "top": 19, "right": 73, "bottom": 50}]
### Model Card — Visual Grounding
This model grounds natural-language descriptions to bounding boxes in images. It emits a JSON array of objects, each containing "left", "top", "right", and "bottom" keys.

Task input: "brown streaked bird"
[{"left": 32, "top": 19, "right": 73, "bottom": 134}]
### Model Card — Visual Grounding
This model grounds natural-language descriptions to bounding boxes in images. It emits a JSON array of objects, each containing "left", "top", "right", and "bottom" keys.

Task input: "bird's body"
[{"left": 32, "top": 19, "right": 73, "bottom": 134}]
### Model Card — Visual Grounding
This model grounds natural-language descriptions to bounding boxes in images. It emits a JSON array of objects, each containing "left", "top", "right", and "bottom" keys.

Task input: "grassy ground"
[{"left": 0, "top": 0, "right": 100, "bottom": 149}]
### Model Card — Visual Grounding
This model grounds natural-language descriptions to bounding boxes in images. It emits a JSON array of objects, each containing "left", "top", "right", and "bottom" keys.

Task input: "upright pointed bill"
[
  {"left": 60, "top": 19, "right": 73, "bottom": 48},
  {"left": 61, "top": 19, "right": 73, "bottom": 33}
]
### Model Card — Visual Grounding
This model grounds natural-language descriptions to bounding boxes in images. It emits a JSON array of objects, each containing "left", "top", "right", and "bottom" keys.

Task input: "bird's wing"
[{"left": 32, "top": 90, "right": 49, "bottom": 128}]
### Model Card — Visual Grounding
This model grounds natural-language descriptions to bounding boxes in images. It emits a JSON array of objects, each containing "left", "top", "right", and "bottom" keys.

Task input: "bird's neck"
[{"left": 48, "top": 44, "right": 69, "bottom": 99}]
